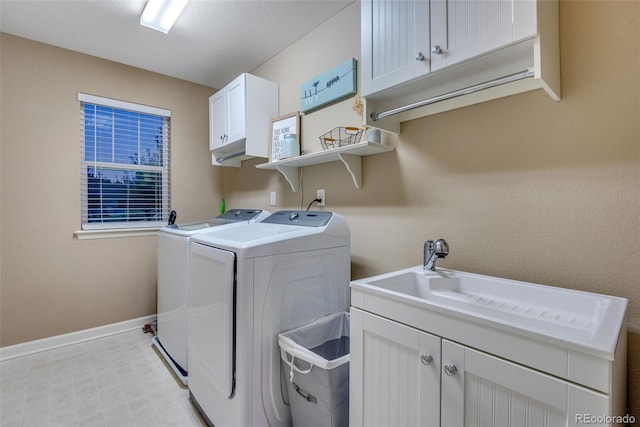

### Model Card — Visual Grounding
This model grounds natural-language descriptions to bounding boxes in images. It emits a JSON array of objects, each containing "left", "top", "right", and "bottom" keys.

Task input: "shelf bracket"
[
  {"left": 275, "top": 165, "right": 299, "bottom": 192},
  {"left": 338, "top": 153, "right": 362, "bottom": 189}
]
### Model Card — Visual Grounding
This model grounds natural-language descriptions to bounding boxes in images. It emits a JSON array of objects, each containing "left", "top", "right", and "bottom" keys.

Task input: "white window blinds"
[{"left": 79, "top": 93, "right": 171, "bottom": 230}]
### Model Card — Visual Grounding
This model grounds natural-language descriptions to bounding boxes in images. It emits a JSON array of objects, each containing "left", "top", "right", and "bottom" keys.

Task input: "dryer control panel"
[
  {"left": 263, "top": 211, "right": 333, "bottom": 227},
  {"left": 219, "top": 209, "right": 265, "bottom": 221}
]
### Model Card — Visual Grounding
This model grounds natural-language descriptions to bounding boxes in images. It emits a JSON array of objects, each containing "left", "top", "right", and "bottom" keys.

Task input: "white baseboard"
[{"left": 0, "top": 314, "right": 157, "bottom": 361}]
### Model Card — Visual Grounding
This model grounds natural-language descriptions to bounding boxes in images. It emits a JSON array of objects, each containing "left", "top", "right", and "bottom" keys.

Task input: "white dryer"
[
  {"left": 188, "top": 211, "right": 350, "bottom": 427},
  {"left": 153, "top": 209, "right": 270, "bottom": 384}
]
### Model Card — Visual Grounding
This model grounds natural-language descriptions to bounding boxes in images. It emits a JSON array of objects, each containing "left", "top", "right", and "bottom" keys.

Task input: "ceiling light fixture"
[{"left": 140, "top": 0, "right": 189, "bottom": 34}]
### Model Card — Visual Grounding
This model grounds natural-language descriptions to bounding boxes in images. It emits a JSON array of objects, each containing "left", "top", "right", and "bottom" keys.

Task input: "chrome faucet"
[{"left": 424, "top": 239, "right": 449, "bottom": 271}]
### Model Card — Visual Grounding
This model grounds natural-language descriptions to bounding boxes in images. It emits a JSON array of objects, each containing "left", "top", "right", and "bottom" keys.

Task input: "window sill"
[{"left": 74, "top": 227, "right": 160, "bottom": 240}]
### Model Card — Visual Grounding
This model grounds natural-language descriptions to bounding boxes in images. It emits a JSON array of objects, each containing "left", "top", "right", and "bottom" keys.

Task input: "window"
[{"left": 79, "top": 93, "right": 171, "bottom": 230}]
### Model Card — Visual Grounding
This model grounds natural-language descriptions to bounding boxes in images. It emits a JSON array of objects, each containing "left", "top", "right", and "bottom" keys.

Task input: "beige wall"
[
  {"left": 1, "top": 0, "right": 638, "bottom": 416},
  {"left": 223, "top": 1, "right": 640, "bottom": 414},
  {"left": 0, "top": 34, "right": 219, "bottom": 346}
]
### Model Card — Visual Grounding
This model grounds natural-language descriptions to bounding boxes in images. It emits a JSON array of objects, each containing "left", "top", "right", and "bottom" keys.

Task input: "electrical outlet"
[
  {"left": 270, "top": 191, "right": 277, "bottom": 206},
  {"left": 316, "top": 189, "right": 325, "bottom": 207}
]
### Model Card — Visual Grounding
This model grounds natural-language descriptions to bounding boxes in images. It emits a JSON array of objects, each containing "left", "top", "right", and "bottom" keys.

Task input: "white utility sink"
[{"left": 351, "top": 266, "right": 627, "bottom": 359}]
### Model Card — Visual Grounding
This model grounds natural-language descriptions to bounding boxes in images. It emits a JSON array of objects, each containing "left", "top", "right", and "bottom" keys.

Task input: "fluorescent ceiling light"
[{"left": 140, "top": 0, "right": 189, "bottom": 34}]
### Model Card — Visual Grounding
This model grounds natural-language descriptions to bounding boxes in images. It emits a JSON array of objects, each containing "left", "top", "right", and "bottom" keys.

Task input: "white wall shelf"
[{"left": 255, "top": 141, "right": 394, "bottom": 192}]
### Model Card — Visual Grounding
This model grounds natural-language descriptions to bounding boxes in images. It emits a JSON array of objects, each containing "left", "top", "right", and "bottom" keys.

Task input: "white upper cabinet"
[
  {"left": 209, "top": 89, "right": 227, "bottom": 150},
  {"left": 361, "top": 0, "right": 430, "bottom": 95},
  {"left": 209, "top": 76, "right": 247, "bottom": 150},
  {"left": 225, "top": 77, "right": 247, "bottom": 145},
  {"left": 431, "top": 0, "right": 537, "bottom": 71},
  {"left": 361, "top": 0, "right": 560, "bottom": 133},
  {"left": 209, "top": 73, "right": 278, "bottom": 167}
]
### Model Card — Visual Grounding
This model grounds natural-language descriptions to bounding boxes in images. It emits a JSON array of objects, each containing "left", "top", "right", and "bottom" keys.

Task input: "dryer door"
[{"left": 189, "top": 242, "right": 236, "bottom": 398}]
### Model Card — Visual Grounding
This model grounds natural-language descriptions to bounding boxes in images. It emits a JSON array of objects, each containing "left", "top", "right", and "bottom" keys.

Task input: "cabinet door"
[
  {"left": 225, "top": 75, "right": 246, "bottom": 144},
  {"left": 209, "top": 90, "right": 227, "bottom": 151},
  {"left": 350, "top": 309, "right": 441, "bottom": 427},
  {"left": 431, "top": 0, "right": 517, "bottom": 72},
  {"left": 441, "top": 340, "right": 598, "bottom": 427},
  {"left": 361, "top": 0, "right": 430, "bottom": 96}
]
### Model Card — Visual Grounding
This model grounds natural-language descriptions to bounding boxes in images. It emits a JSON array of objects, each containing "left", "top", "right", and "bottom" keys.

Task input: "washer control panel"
[
  {"left": 263, "top": 211, "right": 333, "bottom": 227},
  {"left": 218, "top": 209, "right": 265, "bottom": 221}
]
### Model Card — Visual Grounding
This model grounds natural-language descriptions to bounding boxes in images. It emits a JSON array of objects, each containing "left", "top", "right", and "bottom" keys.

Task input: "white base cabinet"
[
  {"left": 350, "top": 308, "right": 620, "bottom": 427},
  {"left": 441, "top": 339, "right": 609, "bottom": 427},
  {"left": 350, "top": 309, "right": 441, "bottom": 427}
]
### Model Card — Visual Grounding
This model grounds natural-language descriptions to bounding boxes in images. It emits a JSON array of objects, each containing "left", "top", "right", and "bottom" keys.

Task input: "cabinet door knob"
[
  {"left": 432, "top": 45, "right": 443, "bottom": 55},
  {"left": 420, "top": 354, "right": 433, "bottom": 365},
  {"left": 415, "top": 52, "right": 426, "bottom": 61},
  {"left": 444, "top": 364, "right": 457, "bottom": 376}
]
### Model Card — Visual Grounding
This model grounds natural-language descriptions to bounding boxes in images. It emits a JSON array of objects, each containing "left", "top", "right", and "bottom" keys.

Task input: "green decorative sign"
[{"left": 300, "top": 58, "right": 357, "bottom": 113}]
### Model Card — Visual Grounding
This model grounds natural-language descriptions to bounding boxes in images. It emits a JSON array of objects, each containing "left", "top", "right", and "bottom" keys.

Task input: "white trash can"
[{"left": 278, "top": 312, "right": 350, "bottom": 427}]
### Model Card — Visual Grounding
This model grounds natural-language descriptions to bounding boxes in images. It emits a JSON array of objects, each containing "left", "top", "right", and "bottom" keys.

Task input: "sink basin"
[
  {"left": 351, "top": 266, "right": 627, "bottom": 358},
  {"left": 368, "top": 271, "right": 604, "bottom": 333}
]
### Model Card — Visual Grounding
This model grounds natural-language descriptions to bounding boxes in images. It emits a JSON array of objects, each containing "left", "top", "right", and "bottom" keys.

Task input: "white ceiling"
[{"left": 0, "top": 0, "right": 354, "bottom": 89}]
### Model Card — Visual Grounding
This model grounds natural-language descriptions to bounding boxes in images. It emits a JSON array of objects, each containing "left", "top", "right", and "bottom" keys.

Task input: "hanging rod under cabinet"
[
  {"left": 215, "top": 150, "right": 246, "bottom": 163},
  {"left": 369, "top": 69, "right": 535, "bottom": 122}
]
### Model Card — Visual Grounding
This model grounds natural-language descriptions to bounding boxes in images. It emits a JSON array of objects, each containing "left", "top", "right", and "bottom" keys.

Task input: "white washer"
[
  {"left": 152, "top": 209, "right": 270, "bottom": 384},
  {"left": 188, "top": 211, "right": 350, "bottom": 427}
]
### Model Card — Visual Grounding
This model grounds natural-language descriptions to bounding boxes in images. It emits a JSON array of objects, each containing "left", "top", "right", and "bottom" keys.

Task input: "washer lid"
[
  {"left": 159, "top": 209, "right": 270, "bottom": 236},
  {"left": 191, "top": 211, "right": 350, "bottom": 258},
  {"left": 176, "top": 218, "right": 230, "bottom": 231},
  {"left": 194, "top": 222, "right": 309, "bottom": 244}
]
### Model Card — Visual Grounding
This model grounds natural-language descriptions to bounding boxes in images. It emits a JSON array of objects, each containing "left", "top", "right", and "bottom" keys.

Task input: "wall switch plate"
[
  {"left": 270, "top": 191, "right": 277, "bottom": 206},
  {"left": 317, "top": 189, "right": 325, "bottom": 207}
]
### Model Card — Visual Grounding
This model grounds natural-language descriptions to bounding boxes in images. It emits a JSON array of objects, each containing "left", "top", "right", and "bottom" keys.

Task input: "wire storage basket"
[{"left": 319, "top": 127, "right": 363, "bottom": 150}]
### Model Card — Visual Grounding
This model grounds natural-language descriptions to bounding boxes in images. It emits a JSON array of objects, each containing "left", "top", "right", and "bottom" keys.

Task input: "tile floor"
[{"left": 0, "top": 329, "right": 207, "bottom": 427}]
